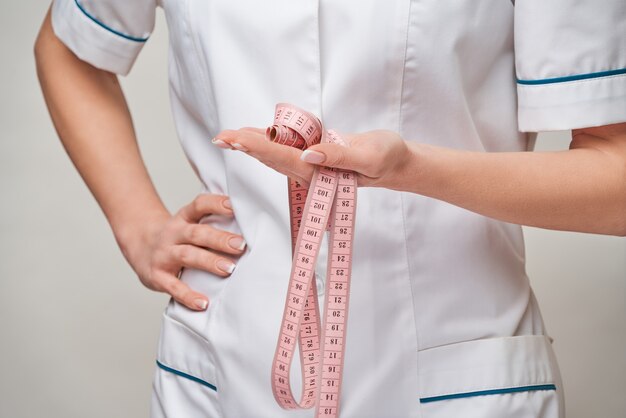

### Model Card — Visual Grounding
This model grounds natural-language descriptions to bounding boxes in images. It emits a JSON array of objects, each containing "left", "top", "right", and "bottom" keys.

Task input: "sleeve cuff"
[
  {"left": 51, "top": 0, "right": 149, "bottom": 76},
  {"left": 517, "top": 71, "right": 626, "bottom": 132}
]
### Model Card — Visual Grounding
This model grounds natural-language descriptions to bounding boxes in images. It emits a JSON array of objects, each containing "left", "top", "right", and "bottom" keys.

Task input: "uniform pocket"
[
  {"left": 418, "top": 335, "right": 564, "bottom": 418},
  {"left": 151, "top": 312, "right": 223, "bottom": 417}
]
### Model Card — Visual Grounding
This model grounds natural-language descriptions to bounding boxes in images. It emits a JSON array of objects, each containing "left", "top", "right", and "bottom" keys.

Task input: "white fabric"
[
  {"left": 51, "top": 0, "right": 155, "bottom": 75},
  {"left": 418, "top": 335, "right": 561, "bottom": 400},
  {"left": 419, "top": 335, "right": 564, "bottom": 418},
  {"left": 517, "top": 75, "right": 626, "bottom": 132},
  {"left": 50, "top": 0, "right": 626, "bottom": 416},
  {"left": 419, "top": 389, "right": 560, "bottom": 418},
  {"left": 514, "top": 0, "right": 626, "bottom": 131}
]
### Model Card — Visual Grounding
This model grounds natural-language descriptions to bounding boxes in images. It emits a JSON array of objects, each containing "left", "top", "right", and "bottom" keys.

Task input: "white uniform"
[{"left": 51, "top": 1, "right": 626, "bottom": 417}]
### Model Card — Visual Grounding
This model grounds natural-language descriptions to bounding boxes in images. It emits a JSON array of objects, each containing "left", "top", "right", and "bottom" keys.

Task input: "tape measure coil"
[{"left": 268, "top": 103, "right": 357, "bottom": 418}]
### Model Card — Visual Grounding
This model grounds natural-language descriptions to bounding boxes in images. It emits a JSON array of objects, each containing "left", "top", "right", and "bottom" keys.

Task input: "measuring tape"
[{"left": 268, "top": 103, "right": 357, "bottom": 417}]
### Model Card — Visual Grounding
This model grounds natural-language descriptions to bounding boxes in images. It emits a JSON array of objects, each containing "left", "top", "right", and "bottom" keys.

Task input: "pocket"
[
  {"left": 417, "top": 335, "right": 564, "bottom": 418},
  {"left": 152, "top": 312, "right": 223, "bottom": 417}
]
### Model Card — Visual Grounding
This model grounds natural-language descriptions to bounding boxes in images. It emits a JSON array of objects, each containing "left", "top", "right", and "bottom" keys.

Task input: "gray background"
[{"left": 1, "top": 3, "right": 624, "bottom": 417}]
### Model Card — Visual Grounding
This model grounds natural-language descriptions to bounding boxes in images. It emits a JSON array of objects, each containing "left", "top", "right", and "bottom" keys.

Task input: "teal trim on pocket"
[
  {"left": 517, "top": 67, "right": 626, "bottom": 85},
  {"left": 420, "top": 384, "right": 556, "bottom": 404},
  {"left": 156, "top": 360, "right": 217, "bottom": 392},
  {"left": 74, "top": 0, "right": 149, "bottom": 42}
]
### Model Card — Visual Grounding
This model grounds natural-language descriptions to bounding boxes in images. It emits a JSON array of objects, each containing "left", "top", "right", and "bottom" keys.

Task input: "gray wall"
[{"left": 1, "top": 3, "right": 624, "bottom": 417}]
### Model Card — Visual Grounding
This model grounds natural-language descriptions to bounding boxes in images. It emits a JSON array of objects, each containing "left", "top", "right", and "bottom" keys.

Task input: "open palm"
[{"left": 212, "top": 128, "right": 412, "bottom": 190}]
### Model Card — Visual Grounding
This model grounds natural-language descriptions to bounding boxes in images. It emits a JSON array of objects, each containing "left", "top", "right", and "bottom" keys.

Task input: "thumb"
[{"left": 300, "top": 142, "right": 367, "bottom": 172}]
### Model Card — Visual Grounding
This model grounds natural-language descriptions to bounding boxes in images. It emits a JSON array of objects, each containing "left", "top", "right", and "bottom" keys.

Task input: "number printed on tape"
[{"left": 268, "top": 104, "right": 357, "bottom": 418}]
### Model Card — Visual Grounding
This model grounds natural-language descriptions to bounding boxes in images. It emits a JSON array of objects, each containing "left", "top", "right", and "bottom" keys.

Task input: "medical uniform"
[{"left": 51, "top": 0, "right": 626, "bottom": 417}]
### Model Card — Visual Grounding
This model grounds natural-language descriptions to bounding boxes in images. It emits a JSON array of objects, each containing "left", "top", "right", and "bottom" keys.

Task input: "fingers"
[
  {"left": 212, "top": 128, "right": 408, "bottom": 189},
  {"left": 160, "top": 274, "right": 210, "bottom": 311},
  {"left": 178, "top": 193, "right": 233, "bottom": 223},
  {"left": 304, "top": 131, "right": 410, "bottom": 185},
  {"left": 213, "top": 128, "right": 315, "bottom": 185},
  {"left": 171, "top": 244, "right": 237, "bottom": 277},
  {"left": 213, "top": 128, "right": 367, "bottom": 177},
  {"left": 175, "top": 193, "right": 243, "bottom": 256},
  {"left": 179, "top": 223, "right": 247, "bottom": 255},
  {"left": 137, "top": 192, "right": 248, "bottom": 312},
  {"left": 301, "top": 142, "right": 362, "bottom": 170},
  {"left": 257, "top": 141, "right": 315, "bottom": 184},
  {"left": 212, "top": 128, "right": 265, "bottom": 152},
  {"left": 299, "top": 143, "right": 377, "bottom": 185},
  {"left": 155, "top": 242, "right": 237, "bottom": 312},
  {"left": 174, "top": 193, "right": 244, "bottom": 273}
]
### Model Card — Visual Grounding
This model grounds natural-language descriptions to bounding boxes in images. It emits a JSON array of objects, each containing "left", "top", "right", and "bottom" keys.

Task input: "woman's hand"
[
  {"left": 121, "top": 194, "right": 247, "bottom": 311},
  {"left": 35, "top": 9, "right": 248, "bottom": 312},
  {"left": 212, "top": 128, "right": 414, "bottom": 190},
  {"left": 211, "top": 122, "right": 626, "bottom": 236}
]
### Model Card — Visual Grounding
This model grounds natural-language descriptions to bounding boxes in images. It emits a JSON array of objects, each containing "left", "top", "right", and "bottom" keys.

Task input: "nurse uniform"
[{"left": 51, "top": 0, "right": 626, "bottom": 417}]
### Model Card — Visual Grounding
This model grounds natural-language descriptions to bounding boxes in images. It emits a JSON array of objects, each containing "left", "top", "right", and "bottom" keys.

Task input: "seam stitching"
[
  {"left": 163, "top": 312, "right": 212, "bottom": 344},
  {"left": 184, "top": 0, "right": 221, "bottom": 133},
  {"left": 156, "top": 360, "right": 217, "bottom": 392},
  {"left": 518, "top": 92, "right": 626, "bottom": 110},
  {"left": 397, "top": 1, "right": 411, "bottom": 133},
  {"left": 419, "top": 384, "right": 556, "bottom": 403},
  {"left": 519, "top": 73, "right": 626, "bottom": 90},
  {"left": 62, "top": 9, "right": 137, "bottom": 60},
  {"left": 518, "top": 68, "right": 626, "bottom": 86},
  {"left": 73, "top": 0, "right": 149, "bottom": 42},
  {"left": 397, "top": 2, "right": 422, "bottom": 417}
]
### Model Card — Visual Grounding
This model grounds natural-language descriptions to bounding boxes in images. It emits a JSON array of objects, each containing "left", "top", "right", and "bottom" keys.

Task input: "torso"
[{"left": 155, "top": 1, "right": 556, "bottom": 416}]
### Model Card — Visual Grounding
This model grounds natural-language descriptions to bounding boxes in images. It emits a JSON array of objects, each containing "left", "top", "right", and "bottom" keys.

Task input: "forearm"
[
  {"left": 34, "top": 8, "right": 168, "bottom": 250},
  {"left": 404, "top": 139, "right": 626, "bottom": 236},
  {"left": 201, "top": 99, "right": 626, "bottom": 237}
]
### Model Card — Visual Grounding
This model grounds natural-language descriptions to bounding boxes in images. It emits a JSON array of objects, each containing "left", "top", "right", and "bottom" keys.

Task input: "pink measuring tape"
[{"left": 268, "top": 103, "right": 357, "bottom": 417}]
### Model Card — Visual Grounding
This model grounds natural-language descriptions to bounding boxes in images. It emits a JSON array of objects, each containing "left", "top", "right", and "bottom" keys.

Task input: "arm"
[
  {"left": 402, "top": 123, "right": 626, "bottom": 236},
  {"left": 35, "top": 7, "right": 245, "bottom": 310},
  {"left": 212, "top": 123, "right": 626, "bottom": 236},
  {"left": 214, "top": 1, "right": 626, "bottom": 238},
  {"left": 35, "top": 7, "right": 168, "bottom": 253}
]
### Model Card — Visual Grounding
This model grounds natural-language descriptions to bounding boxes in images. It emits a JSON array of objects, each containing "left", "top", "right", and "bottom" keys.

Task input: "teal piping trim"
[
  {"left": 74, "top": 0, "right": 149, "bottom": 42},
  {"left": 420, "top": 384, "right": 556, "bottom": 404},
  {"left": 156, "top": 360, "right": 217, "bottom": 392},
  {"left": 517, "top": 67, "right": 626, "bottom": 85}
]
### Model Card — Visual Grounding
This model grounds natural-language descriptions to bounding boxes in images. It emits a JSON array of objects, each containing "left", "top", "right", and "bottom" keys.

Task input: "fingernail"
[
  {"left": 194, "top": 299, "right": 208, "bottom": 310},
  {"left": 222, "top": 199, "right": 232, "bottom": 210},
  {"left": 301, "top": 150, "right": 326, "bottom": 164},
  {"left": 212, "top": 138, "right": 231, "bottom": 149},
  {"left": 228, "top": 236, "right": 246, "bottom": 251},
  {"left": 232, "top": 142, "right": 248, "bottom": 152},
  {"left": 217, "top": 259, "right": 236, "bottom": 274}
]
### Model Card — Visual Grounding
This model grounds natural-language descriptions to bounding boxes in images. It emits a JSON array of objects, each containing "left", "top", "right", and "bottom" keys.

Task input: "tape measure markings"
[{"left": 268, "top": 103, "right": 357, "bottom": 418}]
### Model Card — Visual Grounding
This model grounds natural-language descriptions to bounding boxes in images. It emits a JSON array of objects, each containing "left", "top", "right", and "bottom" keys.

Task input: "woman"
[{"left": 35, "top": 0, "right": 625, "bottom": 417}]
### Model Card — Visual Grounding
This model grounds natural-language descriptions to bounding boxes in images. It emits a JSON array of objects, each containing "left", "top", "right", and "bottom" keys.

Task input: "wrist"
[
  {"left": 390, "top": 140, "right": 429, "bottom": 194},
  {"left": 112, "top": 206, "right": 170, "bottom": 270}
]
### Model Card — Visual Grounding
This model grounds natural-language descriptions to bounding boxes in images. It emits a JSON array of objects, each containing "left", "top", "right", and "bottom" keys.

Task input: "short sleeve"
[
  {"left": 514, "top": 0, "right": 626, "bottom": 132},
  {"left": 51, "top": 0, "right": 157, "bottom": 76}
]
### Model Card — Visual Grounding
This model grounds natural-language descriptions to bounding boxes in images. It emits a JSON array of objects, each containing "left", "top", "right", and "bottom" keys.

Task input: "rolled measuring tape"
[{"left": 268, "top": 103, "right": 357, "bottom": 418}]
